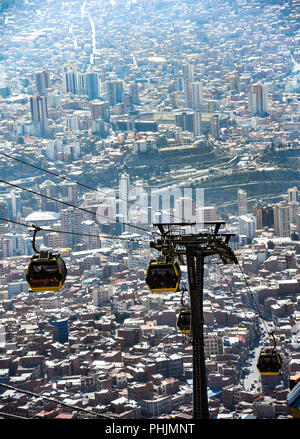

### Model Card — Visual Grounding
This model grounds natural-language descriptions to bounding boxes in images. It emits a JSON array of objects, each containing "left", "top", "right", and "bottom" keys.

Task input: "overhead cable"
[
  {"left": 0, "top": 382, "right": 110, "bottom": 419},
  {"left": 0, "top": 178, "right": 157, "bottom": 236},
  {"left": 0, "top": 216, "right": 150, "bottom": 243},
  {"left": 0, "top": 150, "right": 186, "bottom": 224}
]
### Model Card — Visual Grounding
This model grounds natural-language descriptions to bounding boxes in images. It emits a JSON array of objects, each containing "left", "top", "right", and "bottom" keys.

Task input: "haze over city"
[{"left": 0, "top": 0, "right": 300, "bottom": 423}]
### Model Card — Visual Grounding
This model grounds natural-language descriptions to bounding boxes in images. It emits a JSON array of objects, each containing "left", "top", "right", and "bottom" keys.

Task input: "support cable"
[
  {"left": 0, "top": 216, "right": 149, "bottom": 243},
  {"left": 0, "top": 151, "right": 187, "bottom": 224},
  {"left": 215, "top": 263, "right": 262, "bottom": 340},
  {"left": 0, "top": 411, "right": 31, "bottom": 419},
  {"left": 0, "top": 382, "right": 111, "bottom": 419},
  {"left": 203, "top": 321, "right": 266, "bottom": 419},
  {"left": 0, "top": 178, "right": 158, "bottom": 236},
  {"left": 236, "top": 260, "right": 275, "bottom": 340}
]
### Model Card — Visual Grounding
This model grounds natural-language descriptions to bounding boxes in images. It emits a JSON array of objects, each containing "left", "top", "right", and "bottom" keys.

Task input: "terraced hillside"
[{"left": 125, "top": 142, "right": 232, "bottom": 178}]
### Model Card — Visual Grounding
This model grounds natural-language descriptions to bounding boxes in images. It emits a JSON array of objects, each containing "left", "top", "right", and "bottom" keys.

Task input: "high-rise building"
[
  {"left": 40, "top": 180, "right": 60, "bottom": 211},
  {"left": 51, "top": 320, "right": 69, "bottom": 344},
  {"left": 84, "top": 71, "right": 100, "bottom": 100},
  {"left": 91, "top": 100, "right": 110, "bottom": 122},
  {"left": 76, "top": 71, "right": 85, "bottom": 95},
  {"left": 184, "top": 80, "right": 192, "bottom": 108},
  {"left": 182, "top": 62, "right": 194, "bottom": 108},
  {"left": 2, "top": 191, "right": 22, "bottom": 219},
  {"left": 60, "top": 208, "right": 74, "bottom": 248},
  {"left": 273, "top": 201, "right": 290, "bottom": 237},
  {"left": 30, "top": 94, "right": 49, "bottom": 136},
  {"left": 210, "top": 114, "right": 219, "bottom": 138},
  {"left": 238, "top": 189, "right": 248, "bottom": 216},
  {"left": 62, "top": 64, "right": 81, "bottom": 95},
  {"left": 253, "top": 202, "right": 263, "bottom": 230},
  {"left": 248, "top": 83, "right": 268, "bottom": 115},
  {"left": 81, "top": 219, "right": 100, "bottom": 249},
  {"left": 127, "top": 180, "right": 148, "bottom": 226},
  {"left": 59, "top": 181, "right": 79, "bottom": 205},
  {"left": 0, "top": 237, "right": 13, "bottom": 258},
  {"left": 288, "top": 187, "right": 298, "bottom": 203},
  {"left": 93, "top": 285, "right": 114, "bottom": 307},
  {"left": 175, "top": 111, "right": 194, "bottom": 132},
  {"left": 35, "top": 71, "right": 50, "bottom": 96},
  {"left": 182, "top": 63, "right": 194, "bottom": 82},
  {"left": 238, "top": 215, "right": 257, "bottom": 239},
  {"left": 177, "top": 75, "right": 184, "bottom": 92},
  {"left": 289, "top": 201, "right": 300, "bottom": 225},
  {"left": 191, "top": 81, "right": 203, "bottom": 110},
  {"left": 91, "top": 119, "right": 109, "bottom": 137},
  {"left": 193, "top": 111, "right": 201, "bottom": 137},
  {"left": 45, "top": 232, "right": 63, "bottom": 251},
  {"left": 60, "top": 207, "right": 85, "bottom": 249},
  {"left": 296, "top": 214, "right": 300, "bottom": 235},
  {"left": 11, "top": 191, "right": 22, "bottom": 218},
  {"left": 196, "top": 206, "right": 216, "bottom": 223},
  {"left": 0, "top": 200, "right": 9, "bottom": 233},
  {"left": 174, "top": 197, "right": 194, "bottom": 223},
  {"left": 229, "top": 72, "right": 240, "bottom": 92},
  {"left": 105, "top": 80, "right": 124, "bottom": 106},
  {"left": 169, "top": 91, "right": 179, "bottom": 109},
  {"left": 119, "top": 173, "right": 130, "bottom": 226},
  {"left": 253, "top": 201, "right": 274, "bottom": 229},
  {"left": 73, "top": 210, "right": 85, "bottom": 246},
  {"left": 129, "top": 82, "right": 139, "bottom": 105}
]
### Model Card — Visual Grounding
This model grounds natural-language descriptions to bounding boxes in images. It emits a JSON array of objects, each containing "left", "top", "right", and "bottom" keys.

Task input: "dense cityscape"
[{"left": 0, "top": 0, "right": 300, "bottom": 421}]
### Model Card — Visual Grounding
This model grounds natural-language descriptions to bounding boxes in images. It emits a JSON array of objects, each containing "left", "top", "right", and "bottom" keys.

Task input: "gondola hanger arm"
[{"left": 31, "top": 224, "right": 42, "bottom": 254}]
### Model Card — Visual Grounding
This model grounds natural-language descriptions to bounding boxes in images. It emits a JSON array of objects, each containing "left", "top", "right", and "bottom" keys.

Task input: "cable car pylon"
[{"left": 148, "top": 221, "right": 238, "bottom": 419}]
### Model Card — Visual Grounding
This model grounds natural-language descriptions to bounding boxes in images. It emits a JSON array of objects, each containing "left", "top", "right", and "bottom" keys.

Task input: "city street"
[{"left": 242, "top": 345, "right": 263, "bottom": 392}]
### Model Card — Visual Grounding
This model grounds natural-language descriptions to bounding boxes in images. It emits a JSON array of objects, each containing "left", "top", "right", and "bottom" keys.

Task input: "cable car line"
[
  {"left": 0, "top": 152, "right": 285, "bottom": 406},
  {"left": 236, "top": 260, "right": 273, "bottom": 336},
  {"left": 0, "top": 150, "right": 187, "bottom": 225},
  {"left": 204, "top": 321, "right": 270, "bottom": 419},
  {"left": 0, "top": 216, "right": 150, "bottom": 243},
  {"left": 0, "top": 178, "right": 158, "bottom": 236},
  {"left": 184, "top": 263, "right": 256, "bottom": 391},
  {"left": 0, "top": 411, "right": 31, "bottom": 419},
  {"left": 204, "top": 321, "right": 250, "bottom": 391},
  {"left": 236, "top": 260, "right": 283, "bottom": 376},
  {"left": 208, "top": 262, "right": 282, "bottom": 385},
  {"left": 0, "top": 214, "right": 148, "bottom": 292},
  {"left": 206, "top": 259, "right": 283, "bottom": 379},
  {"left": 175, "top": 281, "right": 252, "bottom": 395},
  {"left": 147, "top": 222, "right": 239, "bottom": 419},
  {"left": 215, "top": 263, "right": 262, "bottom": 340},
  {"left": 1, "top": 165, "right": 284, "bottom": 387},
  {"left": 217, "top": 258, "right": 279, "bottom": 348},
  {"left": 0, "top": 382, "right": 111, "bottom": 418}
]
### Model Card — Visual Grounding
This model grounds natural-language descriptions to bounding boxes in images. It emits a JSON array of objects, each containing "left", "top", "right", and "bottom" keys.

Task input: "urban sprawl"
[{"left": 0, "top": 0, "right": 300, "bottom": 420}]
